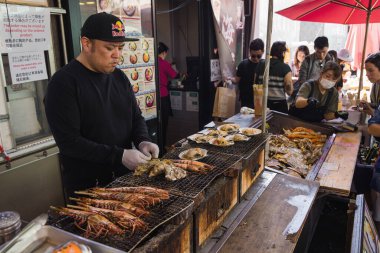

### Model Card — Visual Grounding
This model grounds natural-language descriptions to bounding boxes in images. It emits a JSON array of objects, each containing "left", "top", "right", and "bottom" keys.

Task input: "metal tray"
[
  {"left": 252, "top": 111, "right": 336, "bottom": 181},
  {"left": 0, "top": 214, "right": 123, "bottom": 253}
]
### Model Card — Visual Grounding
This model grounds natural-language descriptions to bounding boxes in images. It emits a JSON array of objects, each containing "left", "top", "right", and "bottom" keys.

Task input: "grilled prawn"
[
  {"left": 50, "top": 206, "right": 124, "bottom": 238},
  {"left": 91, "top": 186, "right": 169, "bottom": 199},
  {"left": 70, "top": 197, "right": 149, "bottom": 217},
  {"left": 75, "top": 189, "right": 162, "bottom": 208},
  {"left": 68, "top": 204, "right": 147, "bottom": 233}
]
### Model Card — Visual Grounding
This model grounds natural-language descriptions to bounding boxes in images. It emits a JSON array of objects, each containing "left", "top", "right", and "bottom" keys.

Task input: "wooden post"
[
  {"left": 261, "top": 0, "right": 273, "bottom": 132},
  {"left": 358, "top": 0, "right": 372, "bottom": 100}
]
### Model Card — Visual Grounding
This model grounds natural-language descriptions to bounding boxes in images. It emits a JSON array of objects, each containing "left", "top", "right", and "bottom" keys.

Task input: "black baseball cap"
[{"left": 81, "top": 12, "right": 138, "bottom": 42}]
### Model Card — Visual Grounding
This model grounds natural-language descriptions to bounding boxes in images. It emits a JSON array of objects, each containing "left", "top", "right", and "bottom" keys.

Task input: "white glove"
[
  {"left": 121, "top": 149, "right": 151, "bottom": 170},
  {"left": 138, "top": 141, "right": 159, "bottom": 158}
]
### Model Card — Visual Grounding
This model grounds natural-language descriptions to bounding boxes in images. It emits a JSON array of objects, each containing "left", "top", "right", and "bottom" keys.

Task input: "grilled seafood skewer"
[
  {"left": 69, "top": 197, "right": 149, "bottom": 217},
  {"left": 50, "top": 206, "right": 124, "bottom": 238},
  {"left": 68, "top": 204, "right": 147, "bottom": 233},
  {"left": 75, "top": 190, "right": 162, "bottom": 208},
  {"left": 171, "top": 159, "right": 214, "bottom": 170},
  {"left": 91, "top": 186, "right": 169, "bottom": 200},
  {"left": 171, "top": 159, "right": 214, "bottom": 174}
]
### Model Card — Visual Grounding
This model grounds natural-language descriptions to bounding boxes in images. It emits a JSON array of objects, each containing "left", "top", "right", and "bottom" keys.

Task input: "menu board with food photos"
[
  {"left": 120, "top": 38, "right": 156, "bottom": 120},
  {"left": 97, "top": 0, "right": 142, "bottom": 36},
  {"left": 97, "top": 1, "right": 156, "bottom": 120}
]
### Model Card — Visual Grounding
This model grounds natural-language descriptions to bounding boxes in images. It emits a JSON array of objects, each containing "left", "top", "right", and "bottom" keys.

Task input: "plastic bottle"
[{"left": 338, "top": 91, "right": 343, "bottom": 111}]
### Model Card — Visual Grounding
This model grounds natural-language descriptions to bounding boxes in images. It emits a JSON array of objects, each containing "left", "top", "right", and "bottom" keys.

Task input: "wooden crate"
[
  {"left": 240, "top": 149, "right": 265, "bottom": 197},
  {"left": 194, "top": 176, "right": 239, "bottom": 250},
  {"left": 134, "top": 216, "right": 193, "bottom": 253}
]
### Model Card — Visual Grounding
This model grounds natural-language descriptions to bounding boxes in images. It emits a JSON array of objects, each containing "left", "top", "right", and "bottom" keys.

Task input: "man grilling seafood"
[{"left": 45, "top": 13, "right": 159, "bottom": 200}]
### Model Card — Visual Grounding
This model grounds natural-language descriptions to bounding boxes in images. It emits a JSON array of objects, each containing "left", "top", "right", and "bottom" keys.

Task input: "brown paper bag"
[
  {"left": 253, "top": 84, "right": 263, "bottom": 116},
  {"left": 212, "top": 86, "right": 236, "bottom": 118}
]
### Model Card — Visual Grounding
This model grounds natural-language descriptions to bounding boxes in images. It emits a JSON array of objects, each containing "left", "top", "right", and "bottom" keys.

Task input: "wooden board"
[
  {"left": 195, "top": 176, "right": 239, "bottom": 248},
  {"left": 134, "top": 218, "right": 193, "bottom": 253},
  {"left": 317, "top": 132, "right": 361, "bottom": 196},
  {"left": 219, "top": 174, "right": 319, "bottom": 253},
  {"left": 240, "top": 150, "right": 265, "bottom": 197}
]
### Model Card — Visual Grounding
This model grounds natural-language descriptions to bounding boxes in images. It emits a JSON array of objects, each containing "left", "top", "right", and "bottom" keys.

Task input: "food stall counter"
[
  {"left": 317, "top": 131, "right": 362, "bottom": 196},
  {"left": 201, "top": 171, "right": 319, "bottom": 253}
]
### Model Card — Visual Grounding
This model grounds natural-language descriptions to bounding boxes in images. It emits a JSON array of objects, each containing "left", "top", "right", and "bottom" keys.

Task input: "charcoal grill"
[
  {"left": 112, "top": 150, "right": 242, "bottom": 199},
  {"left": 253, "top": 111, "right": 336, "bottom": 180},
  {"left": 47, "top": 194, "right": 193, "bottom": 253}
]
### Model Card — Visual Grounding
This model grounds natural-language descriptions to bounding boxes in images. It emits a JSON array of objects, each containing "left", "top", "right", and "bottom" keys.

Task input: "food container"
[{"left": 0, "top": 211, "right": 21, "bottom": 246}]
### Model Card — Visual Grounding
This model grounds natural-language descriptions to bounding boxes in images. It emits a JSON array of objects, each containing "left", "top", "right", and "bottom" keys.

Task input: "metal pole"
[
  {"left": 261, "top": 0, "right": 273, "bottom": 132},
  {"left": 151, "top": 0, "right": 164, "bottom": 154},
  {"left": 358, "top": 0, "right": 372, "bottom": 100}
]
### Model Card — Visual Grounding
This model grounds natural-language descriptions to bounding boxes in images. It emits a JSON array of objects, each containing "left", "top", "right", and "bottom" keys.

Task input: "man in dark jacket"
[
  {"left": 44, "top": 13, "right": 159, "bottom": 199},
  {"left": 298, "top": 36, "right": 333, "bottom": 85}
]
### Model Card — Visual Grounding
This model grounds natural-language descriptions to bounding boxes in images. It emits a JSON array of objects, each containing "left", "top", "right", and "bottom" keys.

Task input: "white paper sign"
[
  {"left": 0, "top": 4, "right": 51, "bottom": 53},
  {"left": 210, "top": 59, "right": 222, "bottom": 82},
  {"left": 170, "top": 90, "right": 182, "bottom": 111},
  {"left": 186, "top": 91, "right": 198, "bottom": 112},
  {"left": 9, "top": 51, "right": 48, "bottom": 84}
]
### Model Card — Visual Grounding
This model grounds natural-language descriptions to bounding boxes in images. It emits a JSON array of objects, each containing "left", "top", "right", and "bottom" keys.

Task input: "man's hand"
[
  {"left": 360, "top": 100, "right": 374, "bottom": 116},
  {"left": 307, "top": 97, "right": 319, "bottom": 107},
  {"left": 138, "top": 141, "right": 159, "bottom": 159},
  {"left": 122, "top": 149, "right": 151, "bottom": 170}
]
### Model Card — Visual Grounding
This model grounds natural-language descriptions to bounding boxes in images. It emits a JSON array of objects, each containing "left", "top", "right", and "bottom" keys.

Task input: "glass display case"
[{"left": 0, "top": 2, "right": 67, "bottom": 156}]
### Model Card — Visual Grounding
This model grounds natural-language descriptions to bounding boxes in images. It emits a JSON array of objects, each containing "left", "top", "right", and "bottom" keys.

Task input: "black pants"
[
  {"left": 161, "top": 96, "right": 170, "bottom": 148},
  {"left": 240, "top": 94, "right": 254, "bottom": 109},
  {"left": 267, "top": 99, "right": 288, "bottom": 114}
]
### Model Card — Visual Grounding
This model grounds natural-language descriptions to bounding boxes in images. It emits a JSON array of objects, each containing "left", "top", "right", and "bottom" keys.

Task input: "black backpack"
[{"left": 288, "top": 80, "right": 333, "bottom": 122}]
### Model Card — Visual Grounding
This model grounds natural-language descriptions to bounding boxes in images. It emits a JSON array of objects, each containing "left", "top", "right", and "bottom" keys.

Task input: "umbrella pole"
[
  {"left": 261, "top": 0, "right": 273, "bottom": 132},
  {"left": 358, "top": 3, "right": 372, "bottom": 100}
]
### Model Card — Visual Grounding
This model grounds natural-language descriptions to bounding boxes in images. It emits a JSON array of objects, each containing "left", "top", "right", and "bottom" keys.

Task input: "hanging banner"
[
  {"left": 9, "top": 51, "right": 48, "bottom": 84},
  {"left": 0, "top": 4, "right": 51, "bottom": 53},
  {"left": 210, "top": 0, "right": 244, "bottom": 74}
]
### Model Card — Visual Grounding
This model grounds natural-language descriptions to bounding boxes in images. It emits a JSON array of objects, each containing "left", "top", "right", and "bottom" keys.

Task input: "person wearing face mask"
[
  {"left": 254, "top": 41, "right": 293, "bottom": 113},
  {"left": 298, "top": 36, "right": 333, "bottom": 85},
  {"left": 289, "top": 61, "right": 347, "bottom": 122},
  {"left": 232, "top": 38, "right": 264, "bottom": 108}
]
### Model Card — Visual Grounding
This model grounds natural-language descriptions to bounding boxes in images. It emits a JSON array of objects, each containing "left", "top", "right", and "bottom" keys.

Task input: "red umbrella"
[{"left": 277, "top": 0, "right": 380, "bottom": 97}]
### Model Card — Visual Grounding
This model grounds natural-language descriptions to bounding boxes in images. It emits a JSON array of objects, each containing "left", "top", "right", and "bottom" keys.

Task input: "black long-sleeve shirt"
[{"left": 44, "top": 60, "right": 151, "bottom": 193}]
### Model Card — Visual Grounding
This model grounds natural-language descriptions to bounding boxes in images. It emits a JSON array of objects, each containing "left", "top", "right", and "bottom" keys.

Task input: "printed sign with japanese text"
[
  {"left": 9, "top": 51, "right": 48, "bottom": 84},
  {"left": 0, "top": 4, "right": 51, "bottom": 53}
]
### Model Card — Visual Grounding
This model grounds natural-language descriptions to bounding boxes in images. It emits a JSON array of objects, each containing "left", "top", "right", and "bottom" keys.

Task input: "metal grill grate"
[
  {"left": 47, "top": 194, "right": 193, "bottom": 253},
  {"left": 112, "top": 151, "right": 241, "bottom": 198},
  {"left": 186, "top": 133, "right": 269, "bottom": 158}
]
